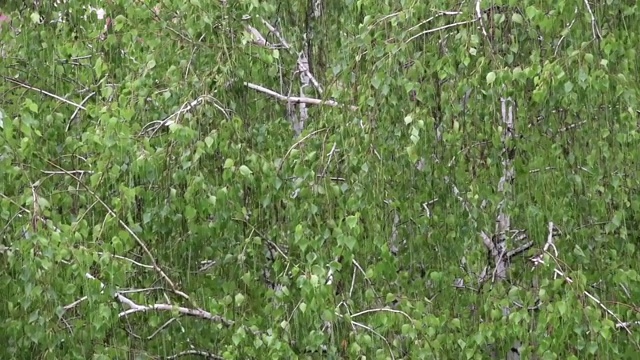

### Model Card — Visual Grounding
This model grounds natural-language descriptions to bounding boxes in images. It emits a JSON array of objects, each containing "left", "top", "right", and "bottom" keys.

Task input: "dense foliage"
[{"left": 1, "top": 1, "right": 639, "bottom": 359}]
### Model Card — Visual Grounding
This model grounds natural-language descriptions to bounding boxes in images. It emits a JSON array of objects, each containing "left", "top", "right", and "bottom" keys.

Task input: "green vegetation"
[{"left": 1, "top": 1, "right": 639, "bottom": 359}]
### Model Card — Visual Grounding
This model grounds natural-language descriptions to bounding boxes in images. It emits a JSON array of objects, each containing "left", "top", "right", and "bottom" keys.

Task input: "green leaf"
[
  {"left": 345, "top": 215, "right": 358, "bottom": 229},
  {"left": 406, "top": 145, "right": 418, "bottom": 163},
  {"left": 450, "top": 318, "right": 461, "bottom": 328},
  {"left": 343, "top": 235, "right": 356, "bottom": 250},
  {"left": 24, "top": 99, "right": 38, "bottom": 114},
  {"left": 223, "top": 158, "right": 234, "bottom": 169},
  {"left": 234, "top": 293, "right": 245, "bottom": 305},
  {"left": 114, "top": 15, "right": 126, "bottom": 31},
  {"left": 185, "top": 205, "right": 197, "bottom": 220},
  {"left": 239, "top": 165, "right": 253, "bottom": 176},
  {"left": 94, "top": 57, "right": 104, "bottom": 78},
  {"left": 371, "top": 76, "right": 382, "bottom": 89},
  {"left": 525, "top": 5, "right": 539, "bottom": 20},
  {"left": 204, "top": 136, "right": 214, "bottom": 148},
  {"left": 557, "top": 301, "right": 567, "bottom": 316},
  {"left": 564, "top": 81, "right": 574, "bottom": 93},
  {"left": 486, "top": 72, "right": 496, "bottom": 85},
  {"left": 429, "top": 272, "right": 442, "bottom": 282},
  {"left": 511, "top": 13, "right": 523, "bottom": 24},
  {"left": 457, "top": 338, "right": 466, "bottom": 350},
  {"left": 30, "top": 12, "right": 41, "bottom": 24}
]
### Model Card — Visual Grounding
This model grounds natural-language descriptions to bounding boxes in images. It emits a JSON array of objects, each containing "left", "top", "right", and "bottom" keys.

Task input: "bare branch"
[
  {"left": 166, "top": 350, "right": 224, "bottom": 360},
  {"left": 45, "top": 161, "right": 191, "bottom": 303},
  {"left": 2, "top": 76, "right": 86, "bottom": 110},
  {"left": 139, "top": 95, "right": 229, "bottom": 137},
  {"left": 582, "top": 0, "right": 602, "bottom": 40},
  {"left": 66, "top": 92, "right": 95, "bottom": 131},
  {"left": 245, "top": 82, "right": 357, "bottom": 110},
  {"left": 405, "top": 18, "right": 477, "bottom": 43}
]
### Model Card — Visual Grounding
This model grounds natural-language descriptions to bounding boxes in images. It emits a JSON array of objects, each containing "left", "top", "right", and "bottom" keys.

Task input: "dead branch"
[
  {"left": 245, "top": 82, "right": 357, "bottom": 110},
  {"left": 46, "top": 161, "right": 191, "bottom": 303},
  {"left": 2, "top": 76, "right": 86, "bottom": 110}
]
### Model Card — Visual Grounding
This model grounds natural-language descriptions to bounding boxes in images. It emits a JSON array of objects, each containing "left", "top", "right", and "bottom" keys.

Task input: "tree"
[{"left": 1, "top": 0, "right": 639, "bottom": 359}]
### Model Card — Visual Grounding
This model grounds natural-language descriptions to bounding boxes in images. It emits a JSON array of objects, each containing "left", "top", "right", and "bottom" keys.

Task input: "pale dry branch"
[
  {"left": 558, "top": 120, "right": 587, "bottom": 132},
  {"left": 245, "top": 24, "right": 268, "bottom": 47},
  {"left": 444, "top": 176, "right": 472, "bottom": 214},
  {"left": 198, "top": 260, "right": 217, "bottom": 272},
  {"left": 422, "top": 198, "right": 438, "bottom": 218},
  {"left": 555, "top": 7, "right": 578, "bottom": 56},
  {"left": 404, "top": 7, "right": 463, "bottom": 36},
  {"left": 405, "top": 15, "right": 440, "bottom": 34},
  {"left": 617, "top": 321, "right": 640, "bottom": 330},
  {"left": 2, "top": 76, "right": 86, "bottom": 110},
  {"left": 434, "top": 10, "right": 463, "bottom": 16},
  {"left": 351, "top": 307, "right": 414, "bottom": 323},
  {"left": 119, "top": 302, "right": 234, "bottom": 326},
  {"left": 147, "top": 318, "right": 177, "bottom": 339},
  {"left": 372, "top": 11, "right": 403, "bottom": 28},
  {"left": 476, "top": 0, "right": 493, "bottom": 47},
  {"left": 338, "top": 314, "right": 396, "bottom": 360},
  {"left": 475, "top": 0, "right": 489, "bottom": 40},
  {"left": 582, "top": 0, "right": 602, "bottom": 40},
  {"left": 41, "top": 169, "right": 94, "bottom": 175},
  {"left": 277, "top": 127, "right": 330, "bottom": 172},
  {"left": 405, "top": 18, "right": 477, "bottom": 43},
  {"left": 259, "top": 17, "right": 290, "bottom": 49},
  {"left": 166, "top": 350, "right": 224, "bottom": 360},
  {"left": 118, "top": 287, "right": 168, "bottom": 295},
  {"left": 257, "top": 17, "right": 324, "bottom": 96},
  {"left": 139, "top": 95, "right": 230, "bottom": 137},
  {"left": 528, "top": 167, "right": 556, "bottom": 174},
  {"left": 325, "top": 256, "right": 339, "bottom": 286},
  {"left": 96, "top": 252, "right": 155, "bottom": 269},
  {"left": 245, "top": 82, "right": 356, "bottom": 110},
  {"left": 531, "top": 223, "right": 635, "bottom": 336},
  {"left": 63, "top": 273, "right": 107, "bottom": 311},
  {"left": 66, "top": 91, "right": 95, "bottom": 131},
  {"left": 320, "top": 142, "right": 338, "bottom": 178},
  {"left": 349, "top": 265, "right": 357, "bottom": 296},
  {"left": 46, "top": 161, "right": 190, "bottom": 303}
]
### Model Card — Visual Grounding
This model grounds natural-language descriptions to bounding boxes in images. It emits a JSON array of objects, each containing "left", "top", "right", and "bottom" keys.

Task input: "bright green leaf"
[
  {"left": 239, "top": 165, "right": 253, "bottom": 176},
  {"left": 511, "top": 13, "right": 523, "bottom": 24},
  {"left": 486, "top": 72, "right": 496, "bottom": 84},
  {"left": 346, "top": 215, "right": 358, "bottom": 229}
]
